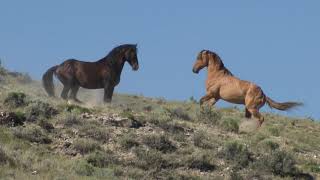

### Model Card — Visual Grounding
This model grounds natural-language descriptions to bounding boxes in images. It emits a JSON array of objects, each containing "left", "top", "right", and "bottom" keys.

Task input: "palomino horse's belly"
[{"left": 219, "top": 86, "right": 245, "bottom": 104}]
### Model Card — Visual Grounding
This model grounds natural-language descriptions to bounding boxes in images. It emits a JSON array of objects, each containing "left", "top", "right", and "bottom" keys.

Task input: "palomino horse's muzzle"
[{"left": 192, "top": 67, "right": 199, "bottom": 74}]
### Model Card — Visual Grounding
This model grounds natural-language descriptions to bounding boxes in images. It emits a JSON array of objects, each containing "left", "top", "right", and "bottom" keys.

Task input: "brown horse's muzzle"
[{"left": 132, "top": 63, "right": 139, "bottom": 71}]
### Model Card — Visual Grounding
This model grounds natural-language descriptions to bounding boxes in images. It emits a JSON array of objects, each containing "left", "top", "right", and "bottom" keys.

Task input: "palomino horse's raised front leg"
[{"left": 200, "top": 92, "right": 219, "bottom": 106}]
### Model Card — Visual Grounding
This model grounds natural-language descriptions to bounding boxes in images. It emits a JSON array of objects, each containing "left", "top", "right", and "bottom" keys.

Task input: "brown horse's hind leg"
[
  {"left": 70, "top": 86, "right": 82, "bottom": 103},
  {"left": 61, "top": 85, "right": 71, "bottom": 100}
]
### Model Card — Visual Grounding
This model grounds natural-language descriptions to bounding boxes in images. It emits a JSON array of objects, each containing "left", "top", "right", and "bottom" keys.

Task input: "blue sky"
[{"left": 1, "top": 1, "right": 319, "bottom": 119}]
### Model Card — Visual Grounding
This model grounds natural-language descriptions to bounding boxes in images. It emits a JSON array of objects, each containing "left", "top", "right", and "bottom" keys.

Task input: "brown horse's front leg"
[{"left": 104, "top": 83, "right": 114, "bottom": 103}]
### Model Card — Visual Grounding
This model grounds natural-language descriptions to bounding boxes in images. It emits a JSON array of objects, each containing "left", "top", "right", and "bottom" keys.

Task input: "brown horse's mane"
[
  {"left": 203, "top": 50, "right": 233, "bottom": 76},
  {"left": 99, "top": 44, "right": 137, "bottom": 65}
]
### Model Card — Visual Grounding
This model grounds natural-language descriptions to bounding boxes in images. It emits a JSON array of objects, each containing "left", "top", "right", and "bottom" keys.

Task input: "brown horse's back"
[{"left": 56, "top": 60, "right": 106, "bottom": 89}]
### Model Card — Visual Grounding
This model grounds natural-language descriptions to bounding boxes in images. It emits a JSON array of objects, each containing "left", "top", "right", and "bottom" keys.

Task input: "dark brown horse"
[{"left": 42, "top": 44, "right": 139, "bottom": 103}]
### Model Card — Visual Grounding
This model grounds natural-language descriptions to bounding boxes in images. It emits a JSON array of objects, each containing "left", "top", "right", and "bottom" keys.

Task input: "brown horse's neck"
[{"left": 99, "top": 50, "right": 126, "bottom": 76}]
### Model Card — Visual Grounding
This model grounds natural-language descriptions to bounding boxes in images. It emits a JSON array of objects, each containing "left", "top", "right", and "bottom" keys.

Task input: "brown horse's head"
[
  {"left": 124, "top": 44, "right": 139, "bottom": 71},
  {"left": 192, "top": 50, "right": 210, "bottom": 73}
]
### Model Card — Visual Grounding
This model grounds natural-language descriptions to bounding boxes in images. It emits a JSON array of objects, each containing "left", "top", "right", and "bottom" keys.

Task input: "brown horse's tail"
[
  {"left": 42, "top": 65, "right": 58, "bottom": 97},
  {"left": 266, "top": 96, "right": 302, "bottom": 111}
]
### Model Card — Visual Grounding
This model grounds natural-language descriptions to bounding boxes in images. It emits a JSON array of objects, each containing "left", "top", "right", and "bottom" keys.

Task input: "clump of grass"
[
  {"left": 220, "top": 141, "right": 252, "bottom": 169},
  {"left": 142, "top": 134, "right": 176, "bottom": 153},
  {"left": 267, "top": 126, "right": 280, "bottom": 137},
  {"left": 0, "top": 146, "right": 8, "bottom": 165},
  {"left": 165, "top": 107, "right": 191, "bottom": 121},
  {"left": 119, "top": 132, "right": 139, "bottom": 150},
  {"left": 57, "top": 113, "right": 82, "bottom": 127},
  {"left": 4, "top": 92, "right": 27, "bottom": 108},
  {"left": 25, "top": 100, "right": 58, "bottom": 121},
  {"left": 37, "top": 119, "right": 54, "bottom": 132},
  {"left": 255, "top": 150, "right": 298, "bottom": 177},
  {"left": 186, "top": 152, "right": 216, "bottom": 172},
  {"left": 134, "top": 148, "right": 169, "bottom": 170},
  {"left": 220, "top": 117, "right": 240, "bottom": 133},
  {"left": 197, "top": 106, "right": 222, "bottom": 124},
  {"left": 13, "top": 125, "right": 51, "bottom": 144},
  {"left": 73, "top": 160, "right": 95, "bottom": 176},
  {"left": 79, "top": 124, "right": 109, "bottom": 143},
  {"left": 0, "top": 111, "right": 26, "bottom": 127},
  {"left": 86, "top": 150, "right": 119, "bottom": 168},
  {"left": 73, "top": 138, "right": 100, "bottom": 155},
  {"left": 260, "top": 139, "right": 280, "bottom": 153},
  {"left": 193, "top": 130, "right": 214, "bottom": 149},
  {"left": 305, "top": 161, "right": 320, "bottom": 173},
  {"left": 62, "top": 104, "right": 91, "bottom": 114}
]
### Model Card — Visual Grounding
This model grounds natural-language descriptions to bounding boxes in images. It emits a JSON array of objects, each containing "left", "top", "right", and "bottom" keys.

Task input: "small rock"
[{"left": 239, "top": 119, "right": 260, "bottom": 133}]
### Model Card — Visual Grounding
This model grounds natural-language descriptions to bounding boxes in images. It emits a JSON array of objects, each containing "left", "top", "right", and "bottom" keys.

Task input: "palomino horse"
[
  {"left": 42, "top": 44, "right": 139, "bottom": 103},
  {"left": 192, "top": 50, "right": 302, "bottom": 126}
]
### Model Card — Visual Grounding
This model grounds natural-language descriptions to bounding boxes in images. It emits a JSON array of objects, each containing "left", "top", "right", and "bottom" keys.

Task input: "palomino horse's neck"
[{"left": 207, "top": 63, "right": 224, "bottom": 78}]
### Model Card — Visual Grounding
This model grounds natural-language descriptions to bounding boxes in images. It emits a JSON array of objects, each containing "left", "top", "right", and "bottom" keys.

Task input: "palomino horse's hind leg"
[
  {"left": 70, "top": 86, "right": 82, "bottom": 103},
  {"left": 245, "top": 108, "right": 252, "bottom": 118},
  {"left": 247, "top": 108, "right": 264, "bottom": 127},
  {"left": 61, "top": 85, "right": 71, "bottom": 100}
]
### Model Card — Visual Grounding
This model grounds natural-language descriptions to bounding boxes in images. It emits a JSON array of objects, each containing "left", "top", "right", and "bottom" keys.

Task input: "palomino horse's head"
[
  {"left": 192, "top": 50, "right": 210, "bottom": 74},
  {"left": 124, "top": 44, "right": 139, "bottom": 71}
]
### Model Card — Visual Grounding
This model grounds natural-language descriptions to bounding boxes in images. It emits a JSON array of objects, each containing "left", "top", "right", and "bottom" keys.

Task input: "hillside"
[{"left": 0, "top": 66, "right": 319, "bottom": 180}]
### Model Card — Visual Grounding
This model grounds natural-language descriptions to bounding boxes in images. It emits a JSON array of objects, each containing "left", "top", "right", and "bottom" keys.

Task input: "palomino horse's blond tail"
[{"left": 266, "top": 97, "right": 303, "bottom": 111}]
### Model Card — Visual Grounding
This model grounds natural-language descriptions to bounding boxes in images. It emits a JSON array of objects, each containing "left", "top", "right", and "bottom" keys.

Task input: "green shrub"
[
  {"left": 197, "top": 106, "right": 222, "bottom": 124},
  {"left": 186, "top": 153, "right": 215, "bottom": 172},
  {"left": 257, "top": 150, "right": 298, "bottom": 177},
  {"left": 58, "top": 113, "right": 82, "bottom": 127},
  {"left": 13, "top": 125, "right": 51, "bottom": 144},
  {"left": 4, "top": 92, "right": 27, "bottom": 108},
  {"left": 260, "top": 139, "right": 280, "bottom": 152},
  {"left": 134, "top": 148, "right": 169, "bottom": 170},
  {"left": 86, "top": 150, "right": 119, "bottom": 168},
  {"left": 73, "top": 160, "right": 95, "bottom": 176},
  {"left": 37, "top": 119, "right": 54, "bottom": 132},
  {"left": 73, "top": 138, "right": 100, "bottom": 155},
  {"left": 220, "top": 118, "right": 239, "bottom": 133},
  {"left": 25, "top": 100, "right": 58, "bottom": 121},
  {"left": 305, "top": 161, "right": 320, "bottom": 173},
  {"left": 165, "top": 107, "right": 191, "bottom": 121},
  {"left": 193, "top": 130, "right": 214, "bottom": 149},
  {"left": 119, "top": 133, "right": 139, "bottom": 149},
  {"left": 221, "top": 141, "right": 251, "bottom": 169},
  {"left": 62, "top": 104, "right": 91, "bottom": 114},
  {"left": 0, "top": 146, "right": 8, "bottom": 165},
  {"left": 79, "top": 124, "right": 109, "bottom": 143},
  {"left": 267, "top": 127, "right": 280, "bottom": 137},
  {"left": 142, "top": 134, "right": 176, "bottom": 153}
]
